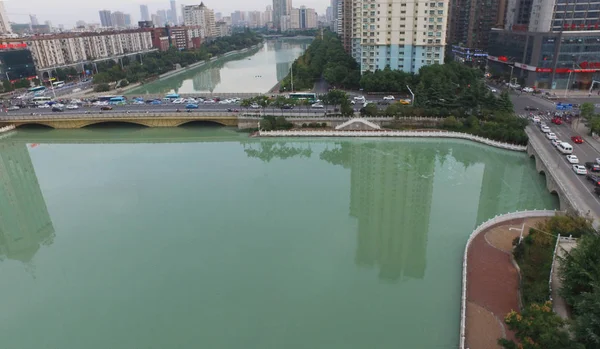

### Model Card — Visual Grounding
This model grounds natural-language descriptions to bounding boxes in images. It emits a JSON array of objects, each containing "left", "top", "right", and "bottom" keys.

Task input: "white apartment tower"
[
  {"left": 351, "top": 0, "right": 447, "bottom": 73},
  {"left": 183, "top": 2, "right": 216, "bottom": 38}
]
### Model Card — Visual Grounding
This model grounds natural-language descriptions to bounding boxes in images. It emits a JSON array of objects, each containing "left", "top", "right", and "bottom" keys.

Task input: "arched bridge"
[{"left": 1, "top": 112, "right": 239, "bottom": 129}]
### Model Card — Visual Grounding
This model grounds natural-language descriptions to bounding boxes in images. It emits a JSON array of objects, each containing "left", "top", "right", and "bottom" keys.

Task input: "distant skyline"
[{"left": 4, "top": 0, "right": 327, "bottom": 27}]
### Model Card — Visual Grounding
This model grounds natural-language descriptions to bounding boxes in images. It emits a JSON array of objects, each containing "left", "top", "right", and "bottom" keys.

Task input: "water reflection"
[
  {"left": 321, "top": 142, "right": 436, "bottom": 281},
  {"left": 0, "top": 141, "right": 54, "bottom": 264}
]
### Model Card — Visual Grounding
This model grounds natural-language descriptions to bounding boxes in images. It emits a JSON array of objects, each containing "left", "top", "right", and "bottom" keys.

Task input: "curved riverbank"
[
  {"left": 460, "top": 210, "right": 558, "bottom": 349},
  {"left": 257, "top": 129, "right": 527, "bottom": 152}
]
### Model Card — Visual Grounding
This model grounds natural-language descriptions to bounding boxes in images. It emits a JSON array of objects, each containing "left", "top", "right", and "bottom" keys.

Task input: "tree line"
[{"left": 91, "top": 30, "right": 263, "bottom": 91}]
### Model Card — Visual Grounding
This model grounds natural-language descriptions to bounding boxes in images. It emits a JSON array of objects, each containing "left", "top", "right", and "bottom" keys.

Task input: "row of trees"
[
  {"left": 279, "top": 30, "right": 360, "bottom": 91},
  {"left": 499, "top": 215, "right": 598, "bottom": 349},
  {"left": 92, "top": 30, "right": 263, "bottom": 87}
]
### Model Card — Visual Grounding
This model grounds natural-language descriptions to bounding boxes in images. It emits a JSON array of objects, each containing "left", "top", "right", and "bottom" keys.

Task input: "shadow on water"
[
  {"left": 180, "top": 120, "right": 225, "bottom": 128},
  {"left": 82, "top": 122, "right": 148, "bottom": 129}
]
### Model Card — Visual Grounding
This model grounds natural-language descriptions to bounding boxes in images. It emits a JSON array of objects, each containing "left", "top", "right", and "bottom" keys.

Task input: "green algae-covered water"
[{"left": 0, "top": 127, "right": 558, "bottom": 349}]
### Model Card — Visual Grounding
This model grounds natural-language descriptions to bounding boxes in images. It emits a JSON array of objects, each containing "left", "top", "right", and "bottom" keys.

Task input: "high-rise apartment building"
[
  {"left": 447, "top": 0, "right": 505, "bottom": 50},
  {"left": 348, "top": 0, "right": 447, "bottom": 73},
  {"left": 30, "top": 15, "right": 39, "bottom": 26},
  {"left": 140, "top": 5, "right": 150, "bottom": 21},
  {"left": 112, "top": 11, "right": 127, "bottom": 28},
  {"left": 183, "top": 2, "right": 216, "bottom": 38},
  {"left": 290, "top": 6, "right": 318, "bottom": 29},
  {"left": 273, "top": 0, "right": 292, "bottom": 30},
  {"left": 170, "top": 0, "right": 178, "bottom": 24},
  {"left": 99, "top": 10, "right": 113, "bottom": 27},
  {"left": 0, "top": 1, "right": 11, "bottom": 34}
]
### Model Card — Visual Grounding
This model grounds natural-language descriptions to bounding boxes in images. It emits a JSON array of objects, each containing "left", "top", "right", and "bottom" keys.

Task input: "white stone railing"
[
  {"left": 335, "top": 118, "right": 381, "bottom": 130},
  {"left": 460, "top": 209, "right": 558, "bottom": 349},
  {"left": 259, "top": 129, "right": 527, "bottom": 152},
  {"left": 0, "top": 124, "right": 15, "bottom": 133}
]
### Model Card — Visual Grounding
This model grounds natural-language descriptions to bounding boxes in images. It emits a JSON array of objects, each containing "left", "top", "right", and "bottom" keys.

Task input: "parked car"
[
  {"left": 573, "top": 164, "right": 588, "bottom": 175},
  {"left": 586, "top": 162, "right": 600, "bottom": 172},
  {"left": 571, "top": 135, "right": 584, "bottom": 144},
  {"left": 566, "top": 155, "right": 579, "bottom": 164},
  {"left": 546, "top": 132, "right": 557, "bottom": 140},
  {"left": 587, "top": 173, "right": 600, "bottom": 186},
  {"left": 100, "top": 106, "right": 113, "bottom": 110},
  {"left": 185, "top": 103, "right": 199, "bottom": 109}
]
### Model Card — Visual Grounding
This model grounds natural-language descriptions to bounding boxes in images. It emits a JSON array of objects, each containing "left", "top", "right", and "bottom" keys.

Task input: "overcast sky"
[{"left": 5, "top": 0, "right": 328, "bottom": 27}]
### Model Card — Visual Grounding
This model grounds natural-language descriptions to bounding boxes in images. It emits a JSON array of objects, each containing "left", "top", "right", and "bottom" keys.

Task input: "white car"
[
  {"left": 541, "top": 126, "right": 551, "bottom": 133},
  {"left": 172, "top": 98, "right": 185, "bottom": 104},
  {"left": 66, "top": 104, "right": 79, "bottom": 110},
  {"left": 572, "top": 164, "right": 587, "bottom": 175},
  {"left": 383, "top": 95, "right": 395, "bottom": 100},
  {"left": 522, "top": 87, "right": 534, "bottom": 93},
  {"left": 311, "top": 103, "right": 324, "bottom": 108},
  {"left": 566, "top": 155, "right": 579, "bottom": 164},
  {"left": 546, "top": 132, "right": 557, "bottom": 140}
]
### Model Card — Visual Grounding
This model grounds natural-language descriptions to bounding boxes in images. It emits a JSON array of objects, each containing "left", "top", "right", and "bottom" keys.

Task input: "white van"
[{"left": 557, "top": 142, "right": 573, "bottom": 154}]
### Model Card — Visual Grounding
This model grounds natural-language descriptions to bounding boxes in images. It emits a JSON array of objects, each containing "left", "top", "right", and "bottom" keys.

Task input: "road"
[{"left": 0, "top": 103, "right": 337, "bottom": 119}]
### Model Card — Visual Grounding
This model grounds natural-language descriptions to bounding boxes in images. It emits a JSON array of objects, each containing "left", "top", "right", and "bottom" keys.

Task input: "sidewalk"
[{"left": 465, "top": 217, "right": 548, "bottom": 349}]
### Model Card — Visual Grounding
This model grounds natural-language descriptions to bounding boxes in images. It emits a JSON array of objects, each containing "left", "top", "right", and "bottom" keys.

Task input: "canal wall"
[
  {"left": 257, "top": 129, "right": 527, "bottom": 152},
  {"left": 460, "top": 210, "right": 558, "bottom": 349}
]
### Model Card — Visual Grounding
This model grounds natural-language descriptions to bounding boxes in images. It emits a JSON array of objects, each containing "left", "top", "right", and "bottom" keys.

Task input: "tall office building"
[
  {"left": 273, "top": 0, "right": 292, "bottom": 30},
  {"left": 350, "top": 0, "right": 447, "bottom": 73},
  {"left": 29, "top": 15, "right": 39, "bottom": 26},
  {"left": 0, "top": 1, "right": 11, "bottom": 34},
  {"left": 111, "top": 11, "right": 126, "bottom": 28},
  {"left": 99, "top": 10, "right": 113, "bottom": 27},
  {"left": 157, "top": 10, "right": 168, "bottom": 26},
  {"left": 487, "top": 0, "right": 600, "bottom": 90},
  {"left": 140, "top": 5, "right": 150, "bottom": 21},
  {"left": 183, "top": 3, "right": 216, "bottom": 38},
  {"left": 170, "top": 0, "right": 178, "bottom": 24}
]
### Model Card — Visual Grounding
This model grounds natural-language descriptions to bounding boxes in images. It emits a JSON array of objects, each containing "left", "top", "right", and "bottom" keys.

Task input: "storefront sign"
[
  {"left": 0, "top": 43, "right": 27, "bottom": 49},
  {"left": 515, "top": 62, "right": 537, "bottom": 71}
]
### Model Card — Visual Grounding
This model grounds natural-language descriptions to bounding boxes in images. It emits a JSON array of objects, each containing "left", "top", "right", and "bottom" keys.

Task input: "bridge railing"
[
  {"left": 459, "top": 209, "right": 558, "bottom": 349},
  {"left": 525, "top": 128, "right": 582, "bottom": 214},
  {"left": 259, "top": 129, "right": 527, "bottom": 152}
]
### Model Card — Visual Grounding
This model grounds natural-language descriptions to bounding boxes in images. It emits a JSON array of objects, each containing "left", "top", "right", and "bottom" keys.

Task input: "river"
[
  {"left": 125, "top": 38, "right": 312, "bottom": 96},
  {"left": 0, "top": 127, "right": 558, "bottom": 349}
]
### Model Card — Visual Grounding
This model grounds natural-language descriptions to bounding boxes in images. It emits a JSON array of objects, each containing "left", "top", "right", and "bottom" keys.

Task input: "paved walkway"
[{"left": 465, "top": 217, "right": 548, "bottom": 349}]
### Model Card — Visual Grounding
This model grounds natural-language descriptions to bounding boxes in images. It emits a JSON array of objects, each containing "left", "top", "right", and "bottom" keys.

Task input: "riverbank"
[
  {"left": 257, "top": 129, "right": 527, "bottom": 152},
  {"left": 460, "top": 210, "right": 557, "bottom": 349}
]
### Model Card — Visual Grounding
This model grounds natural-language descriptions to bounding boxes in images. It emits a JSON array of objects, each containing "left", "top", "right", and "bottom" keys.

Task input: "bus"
[
  {"left": 52, "top": 81, "right": 65, "bottom": 88},
  {"left": 32, "top": 96, "right": 53, "bottom": 105},
  {"left": 98, "top": 95, "right": 126, "bottom": 102},
  {"left": 289, "top": 92, "right": 317, "bottom": 103},
  {"left": 28, "top": 86, "right": 46, "bottom": 93}
]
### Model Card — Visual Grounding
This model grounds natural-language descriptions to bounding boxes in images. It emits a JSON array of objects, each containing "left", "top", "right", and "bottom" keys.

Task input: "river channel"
[
  {"left": 0, "top": 127, "right": 558, "bottom": 349},
  {"left": 125, "top": 38, "right": 312, "bottom": 95}
]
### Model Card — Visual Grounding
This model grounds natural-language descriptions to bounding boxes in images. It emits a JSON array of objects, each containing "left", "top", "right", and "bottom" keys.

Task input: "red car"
[
  {"left": 552, "top": 117, "right": 563, "bottom": 125},
  {"left": 572, "top": 135, "right": 584, "bottom": 144}
]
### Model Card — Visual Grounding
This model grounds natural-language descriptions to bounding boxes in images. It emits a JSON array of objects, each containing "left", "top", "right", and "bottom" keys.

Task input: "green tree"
[
  {"left": 580, "top": 102, "right": 595, "bottom": 120},
  {"left": 499, "top": 302, "right": 583, "bottom": 349}
]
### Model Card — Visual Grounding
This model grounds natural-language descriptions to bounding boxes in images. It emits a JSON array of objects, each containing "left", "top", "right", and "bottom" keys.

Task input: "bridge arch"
[
  {"left": 81, "top": 120, "right": 151, "bottom": 128},
  {"left": 177, "top": 120, "right": 227, "bottom": 127}
]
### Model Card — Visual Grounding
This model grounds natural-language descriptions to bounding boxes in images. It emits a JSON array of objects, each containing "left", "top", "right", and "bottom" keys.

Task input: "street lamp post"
[{"left": 406, "top": 85, "right": 415, "bottom": 106}]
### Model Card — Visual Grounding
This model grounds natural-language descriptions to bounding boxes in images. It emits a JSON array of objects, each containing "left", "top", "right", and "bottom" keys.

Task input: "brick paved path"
[{"left": 465, "top": 217, "right": 548, "bottom": 349}]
